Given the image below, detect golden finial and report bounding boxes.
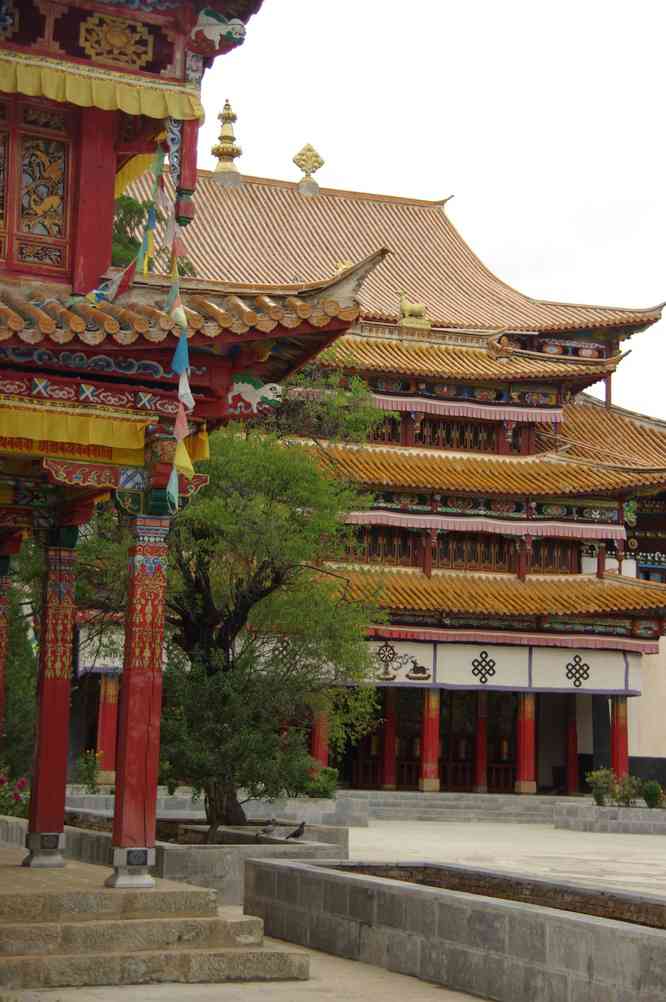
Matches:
[399,291,431,331]
[211,99,242,188]
[293,143,324,196]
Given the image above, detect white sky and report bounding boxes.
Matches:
[197,0,666,418]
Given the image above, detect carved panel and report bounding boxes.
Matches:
[19,135,67,238]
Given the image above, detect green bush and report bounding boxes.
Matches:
[642,780,663,809]
[304,766,338,799]
[614,774,643,808]
[585,768,616,806]
[75,749,102,794]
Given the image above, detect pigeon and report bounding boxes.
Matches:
[285,821,305,840]
[260,819,278,836]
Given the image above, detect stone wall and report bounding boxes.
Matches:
[554,802,666,835]
[0,816,347,905]
[244,858,666,1001]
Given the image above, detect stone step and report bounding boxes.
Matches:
[0,885,218,925]
[0,910,263,957]
[0,945,309,990]
[370,810,551,823]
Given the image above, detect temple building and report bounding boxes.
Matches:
[0,2,384,885]
[127,133,666,795]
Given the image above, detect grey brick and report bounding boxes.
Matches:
[467,907,507,953]
[508,911,547,963]
[349,885,376,924]
[404,893,437,938]
[276,869,299,905]
[299,872,324,913]
[437,899,470,944]
[385,929,421,978]
[255,866,276,900]
[503,959,569,1002]
[376,890,405,929]
[310,913,359,960]
[358,924,388,967]
[547,919,594,977]
[446,944,505,999]
[419,937,447,985]
[589,927,641,991]
[570,977,618,1002]
[323,879,349,917]
[262,902,286,940]
[639,937,666,993]
[282,904,310,947]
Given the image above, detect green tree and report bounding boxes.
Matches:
[3,587,38,778]
[111,194,197,276]
[74,420,384,835]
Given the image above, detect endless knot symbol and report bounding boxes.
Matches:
[566,654,590,688]
[471,650,496,685]
[377,642,397,665]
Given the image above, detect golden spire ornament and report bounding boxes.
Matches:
[211,99,242,188]
[293,143,324,196]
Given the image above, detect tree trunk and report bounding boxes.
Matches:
[204,779,247,842]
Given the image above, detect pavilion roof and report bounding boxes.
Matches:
[0,253,384,383]
[308,441,666,496]
[343,567,666,617]
[546,397,666,469]
[324,333,617,383]
[129,172,663,336]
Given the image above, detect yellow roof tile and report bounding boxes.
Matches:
[551,398,666,469]
[344,567,666,617]
[313,442,666,496]
[326,334,615,382]
[129,172,662,335]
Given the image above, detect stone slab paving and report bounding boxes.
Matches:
[0,944,473,1002]
[351,819,666,899]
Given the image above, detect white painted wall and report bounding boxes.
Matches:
[629,638,666,759]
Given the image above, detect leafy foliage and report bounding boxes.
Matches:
[0,771,29,817]
[2,587,38,779]
[585,767,616,806]
[75,749,102,794]
[642,779,663,809]
[111,194,196,276]
[613,774,643,808]
[303,766,338,799]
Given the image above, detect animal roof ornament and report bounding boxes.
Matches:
[399,291,431,331]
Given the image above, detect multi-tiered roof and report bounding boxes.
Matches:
[130,168,666,651]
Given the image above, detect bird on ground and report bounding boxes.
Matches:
[260,819,279,836]
[285,821,305,840]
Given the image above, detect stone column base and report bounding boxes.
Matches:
[473,784,488,794]
[418,778,440,792]
[514,780,537,795]
[382,784,397,791]
[98,770,116,785]
[22,832,66,868]
[105,847,156,889]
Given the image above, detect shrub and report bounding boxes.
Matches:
[614,774,643,808]
[0,771,29,817]
[642,780,663,809]
[585,768,616,806]
[75,749,102,794]
[304,766,338,799]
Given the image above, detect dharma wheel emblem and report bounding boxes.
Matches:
[566,654,590,688]
[375,641,398,681]
[471,650,496,685]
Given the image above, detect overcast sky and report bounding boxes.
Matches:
[197,0,665,419]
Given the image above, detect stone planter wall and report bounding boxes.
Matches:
[554,802,666,835]
[245,858,666,1002]
[0,816,347,905]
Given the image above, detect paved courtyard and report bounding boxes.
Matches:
[351,819,666,898]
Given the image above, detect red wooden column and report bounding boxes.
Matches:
[419,688,440,792]
[72,108,117,294]
[611,695,629,779]
[96,675,120,779]
[310,712,329,769]
[24,534,78,867]
[107,516,169,888]
[474,691,488,793]
[382,689,398,790]
[566,694,579,794]
[515,692,537,794]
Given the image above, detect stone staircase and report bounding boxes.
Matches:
[0,880,308,990]
[337,790,574,824]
